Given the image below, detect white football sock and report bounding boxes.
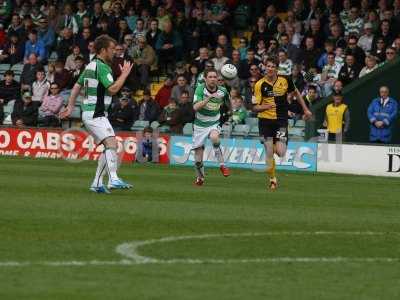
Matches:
[104,148,119,182]
[92,152,106,187]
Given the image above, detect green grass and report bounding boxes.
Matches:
[0,156,400,299]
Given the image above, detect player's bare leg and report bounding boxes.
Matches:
[264,137,277,190]
[210,130,230,177]
[194,146,205,185]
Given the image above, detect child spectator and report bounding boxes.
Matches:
[228,96,248,125]
[136,126,159,163]
[158,98,180,133]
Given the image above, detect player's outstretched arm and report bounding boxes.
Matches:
[59,83,82,119]
[193,97,211,111]
[294,89,312,120]
[107,60,133,95]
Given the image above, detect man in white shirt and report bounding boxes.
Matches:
[357,22,374,53]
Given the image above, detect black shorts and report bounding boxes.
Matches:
[258,118,288,145]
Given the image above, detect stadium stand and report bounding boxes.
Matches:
[0,0,399,143]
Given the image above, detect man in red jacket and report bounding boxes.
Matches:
[155,74,174,109]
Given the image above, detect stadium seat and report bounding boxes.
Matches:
[294,119,306,127]
[288,119,294,128]
[150,121,160,129]
[232,124,250,136]
[158,125,170,133]
[221,123,232,136]
[49,52,58,61]
[131,120,150,131]
[245,117,258,128]
[0,64,10,73]
[10,63,23,74]
[288,127,305,137]
[3,114,12,125]
[249,125,259,137]
[182,123,193,135]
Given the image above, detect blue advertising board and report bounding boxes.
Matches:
[169,136,317,171]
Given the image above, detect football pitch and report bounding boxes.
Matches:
[1,156,400,299]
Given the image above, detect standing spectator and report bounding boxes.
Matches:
[302,36,321,71]
[56,3,79,35]
[24,29,47,64]
[241,77,257,110]
[216,34,233,58]
[155,74,174,108]
[264,5,281,35]
[304,18,325,49]
[338,54,361,86]
[279,33,302,64]
[38,82,63,127]
[37,17,55,55]
[11,91,38,127]
[21,53,43,90]
[146,19,161,50]
[86,41,96,62]
[116,19,132,44]
[357,22,374,53]
[320,53,343,96]
[56,27,74,63]
[31,69,50,105]
[184,9,210,57]
[76,28,92,59]
[53,60,71,91]
[367,86,398,143]
[65,45,82,71]
[74,0,89,31]
[138,89,161,123]
[0,33,24,64]
[303,84,320,108]
[131,36,156,89]
[0,70,20,124]
[108,97,136,131]
[278,50,293,76]
[205,0,230,42]
[211,46,229,72]
[324,92,350,142]
[194,47,209,72]
[155,20,183,72]
[171,75,194,102]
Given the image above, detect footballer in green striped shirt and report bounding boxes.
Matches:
[192,68,230,186]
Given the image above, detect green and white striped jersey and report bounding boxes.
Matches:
[345,18,363,36]
[278,59,293,76]
[193,83,229,127]
[196,72,205,88]
[77,58,114,120]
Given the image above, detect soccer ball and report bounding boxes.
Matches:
[221,64,238,80]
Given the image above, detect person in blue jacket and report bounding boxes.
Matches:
[367,86,398,143]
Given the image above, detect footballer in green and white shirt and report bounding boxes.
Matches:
[60,35,133,193]
[192,68,230,186]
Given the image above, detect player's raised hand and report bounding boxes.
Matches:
[119,60,133,76]
[59,106,73,119]
[303,109,313,120]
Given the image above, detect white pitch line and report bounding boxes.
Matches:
[115,231,400,264]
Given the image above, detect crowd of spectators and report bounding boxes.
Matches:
[0,0,399,138]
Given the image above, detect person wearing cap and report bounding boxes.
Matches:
[108,96,137,131]
[0,70,20,124]
[11,91,38,127]
[130,35,156,90]
[323,92,350,142]
[37,17,55,54]
[357,22,374,53]
[138,88,161,123]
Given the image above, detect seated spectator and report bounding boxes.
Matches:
[359,55,378,77]
[0,70,20,124]
[291,64,305,93]
[109,96,136,131]
[338,54,361,86]
[68,56,86,88]
[216,34,233,58]
[188,64,199,89]
[54,60,71,91]
[238,37,249,60]
[171,75,194,102]
[32,68,50,106]
[7,14,25,40]
[76,27,92,58]
[237,49,260,81]
[155,74,174,108]
[56,27,74,63]
[317,39,336,70]
[131,36,156,89]
[38,82,63,127]
[56,3,79,35]
[304,18,325,50]
[367,86,398,144]
[303,85,320,108]
[194,47,210,72]
[133,18,147,42]
[278,50,293,76]
[228,95,247,125]
[357,22,374,53]
[373,20,394,49]
[241,77,257,110]
[345,35,366,67]
[158,99,180,133]
[46,62,55,83]
[177,90,194,127]
[323,92,350,142]
[86,41,96,62]
[0,33,24,64]
[371,37,387,63]
[255,39,267,62]
[279,33,302,64]
[183,9,210,57]
[24,29,47,64]
[264,4,281,35]
[344,7,364,38]
[116,19,132,44]
[302,36,321,71]
[155,20,183,72]
[250,16,271,49]
[379,46,397,67]
[138,89,161,122]
[21,53,43,90]
[205,0,230,41]
[65,45,82,71]
[11,91,38,127]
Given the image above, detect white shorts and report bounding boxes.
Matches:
[83,116,115,144]
[192,124,221,149]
